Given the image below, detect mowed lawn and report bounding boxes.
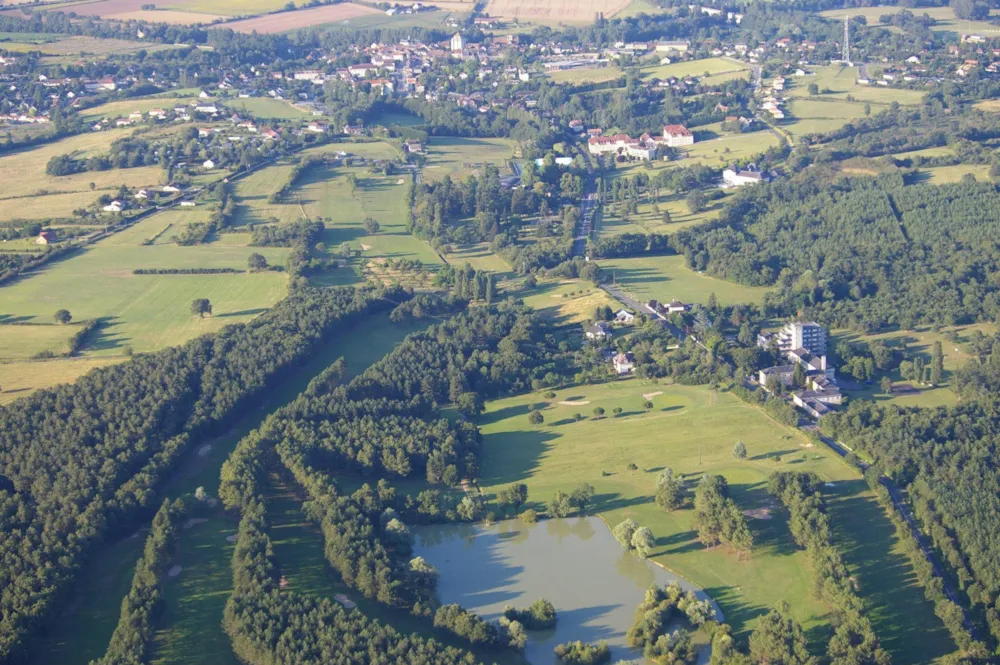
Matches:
[597,254,771,306]
[421,136,515,182]
[0,212,290,355]
[476,381,952,660]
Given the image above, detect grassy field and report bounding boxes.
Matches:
[783,66,926,107]
[226,97,311,119]
[422,136,515,182]
[599,158,733,234]
[915,163,992,184]
[0,209,290,355]
[518,279,620,327]
[640,56,748,81]
[597,254,771,307]
[0,34,181,56]
[374,110,423,127]
[0,322,81,358]
[444,241,513,276]
[547,65,622,85]
[25,311,432,665]
[79,97,194,122]
[783,98,870,139]
[474,381,951,660]
[233,142,439,271]
[820,5,1000,36]
[891,146,955,160]
[678,125,781,167]
[0,125,177,219]
[0,356,121,404]
[830,323,994,409]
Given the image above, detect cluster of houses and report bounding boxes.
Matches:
[757,321,843,419]
[583,315,639,375]
[584,124,695,161]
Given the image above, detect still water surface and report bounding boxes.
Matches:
[413,517,723,665]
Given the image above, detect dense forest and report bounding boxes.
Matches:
[216,300,566,662]
[823,399,1000,650]
[0,285,405,662]
[672,172,1000,331]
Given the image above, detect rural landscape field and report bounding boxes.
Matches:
[1,3,999,665]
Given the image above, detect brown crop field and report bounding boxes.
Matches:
[3,0,225,22]
[223,2,381,32]
[484,0,632,23]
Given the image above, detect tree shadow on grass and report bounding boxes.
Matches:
[826,479,956,663]
[480,429,558,486]
[749,449,798,462]
[83,317,127,353]
[703,584,769,637]
[479,402,533,425]
[216,307,268,318]
[729,481,801,558]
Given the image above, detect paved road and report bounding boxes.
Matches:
[572,191,598,257]
[599,283,695,346]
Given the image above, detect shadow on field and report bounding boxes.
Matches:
[826,479,956,662]
[480,402,533,425]
[480,429,558,486]
[592,491,652,513]
[704,584,769,636]
[730,481,801,558]
[607,266,668,289]
[85,317,127,353]
[216,307,268,318]
[750,449,797,461]
[0,314,34,324]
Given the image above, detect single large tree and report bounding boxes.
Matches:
[363,217,380,234]
[191,298,212,318]
[247,252,268,271]
[54,309,72,325]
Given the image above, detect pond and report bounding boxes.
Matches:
[413,517,724,665]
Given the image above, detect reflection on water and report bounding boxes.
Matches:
[413,517,722,665]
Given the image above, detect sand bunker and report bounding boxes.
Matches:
[743,508,773,520]
[197,444,212,456]
[642,391,663,400]
[360,243,372,251]
[226,534,238,543]
[559,400,590,406]
[798,442,815,448]
[167,565,182,577]
[183,518,208,529]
